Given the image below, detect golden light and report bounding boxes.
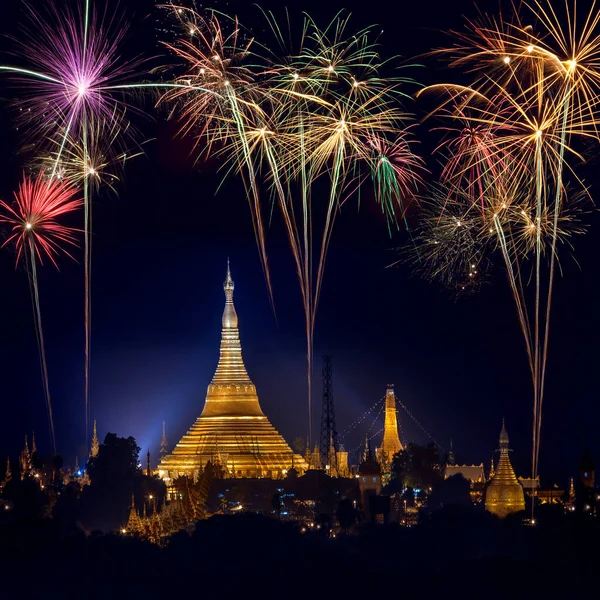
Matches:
[503,56,510,64]
[328,64,334,72]
[293,72,299,80]
[199,68,205,75]
[535,129,542,138]
[565,59,577,72]
[526,45,534,53]
[121,528,127,534]
[213,55,220,61]
[353,80,359,87]
[88,167,96,176]
[149,494,153,500]
[25,222,32,230]
[224,80,230,86]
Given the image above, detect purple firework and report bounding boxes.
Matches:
[5,0,140,146]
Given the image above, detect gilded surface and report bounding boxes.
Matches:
[485,421,525,518]
[158,265,307,479]
[379,387,403,463]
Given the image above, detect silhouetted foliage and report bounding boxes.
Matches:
[2,476,49,520]
[336,498,357,532]
[425,473,472,513]
[391,442,443,490]
[87,433,141,487]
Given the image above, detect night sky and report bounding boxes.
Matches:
[0,0,597,485]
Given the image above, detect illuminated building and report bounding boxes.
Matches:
[336,444,349,478]
[158,264,308,481]
[376,386,403,468]
[484,420,525,518]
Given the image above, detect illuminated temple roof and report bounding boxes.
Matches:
[158,263,308,480]
[484,420,525,518]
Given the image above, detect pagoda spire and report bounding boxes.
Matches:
[200,262,265,418]
[380,386,403,464]
[160,421,168,456]
[90,420,99,458]
[5,457,11,482]
[31,431,36,455]
[146,450,152,477]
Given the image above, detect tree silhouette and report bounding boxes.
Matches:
[336,498,357,533]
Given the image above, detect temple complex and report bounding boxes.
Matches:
[485,420,525,518]
[158,263,307,482]
[376,386,403,468]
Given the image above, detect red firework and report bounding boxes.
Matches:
[0,172,81,268]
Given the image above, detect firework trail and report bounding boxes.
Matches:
[157,5,424,444]
[0,173,82,455]
[0,0,148,447]
[416,0,600,502]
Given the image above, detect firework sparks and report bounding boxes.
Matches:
[416,0,600,498]
[0,173,82,455]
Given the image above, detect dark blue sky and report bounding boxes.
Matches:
[0,0,598,485]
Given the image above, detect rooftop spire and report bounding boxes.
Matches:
[31,431,36,455]
[90,420,99,458]
[160,421,168,455]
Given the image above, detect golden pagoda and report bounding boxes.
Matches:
[485,420,525,518]
[377,385,403,466]
[158,262,307,481]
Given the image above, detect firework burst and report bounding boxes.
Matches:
[0,173,82,455]
[416,0,600,499]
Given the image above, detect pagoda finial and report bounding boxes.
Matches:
[31,431,36,455]
[90,420,99,458]
[146,450,152,477]
[5,457,11,482]
[224,259,234,297]
[499,418,509,449]
[222,260,238,329]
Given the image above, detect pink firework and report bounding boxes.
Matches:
[0,172,81,268]
[6,1,139,143]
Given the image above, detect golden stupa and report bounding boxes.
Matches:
[485,420,525,518]
[158,263,307,481]
[377,385,403,465]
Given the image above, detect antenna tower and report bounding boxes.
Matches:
[319,355,338,471]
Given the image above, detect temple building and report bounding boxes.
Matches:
[485,420,525,518]
[158,263,308,482]
[376,386,403,468]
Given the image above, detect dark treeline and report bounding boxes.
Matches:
[1,506,599,598]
